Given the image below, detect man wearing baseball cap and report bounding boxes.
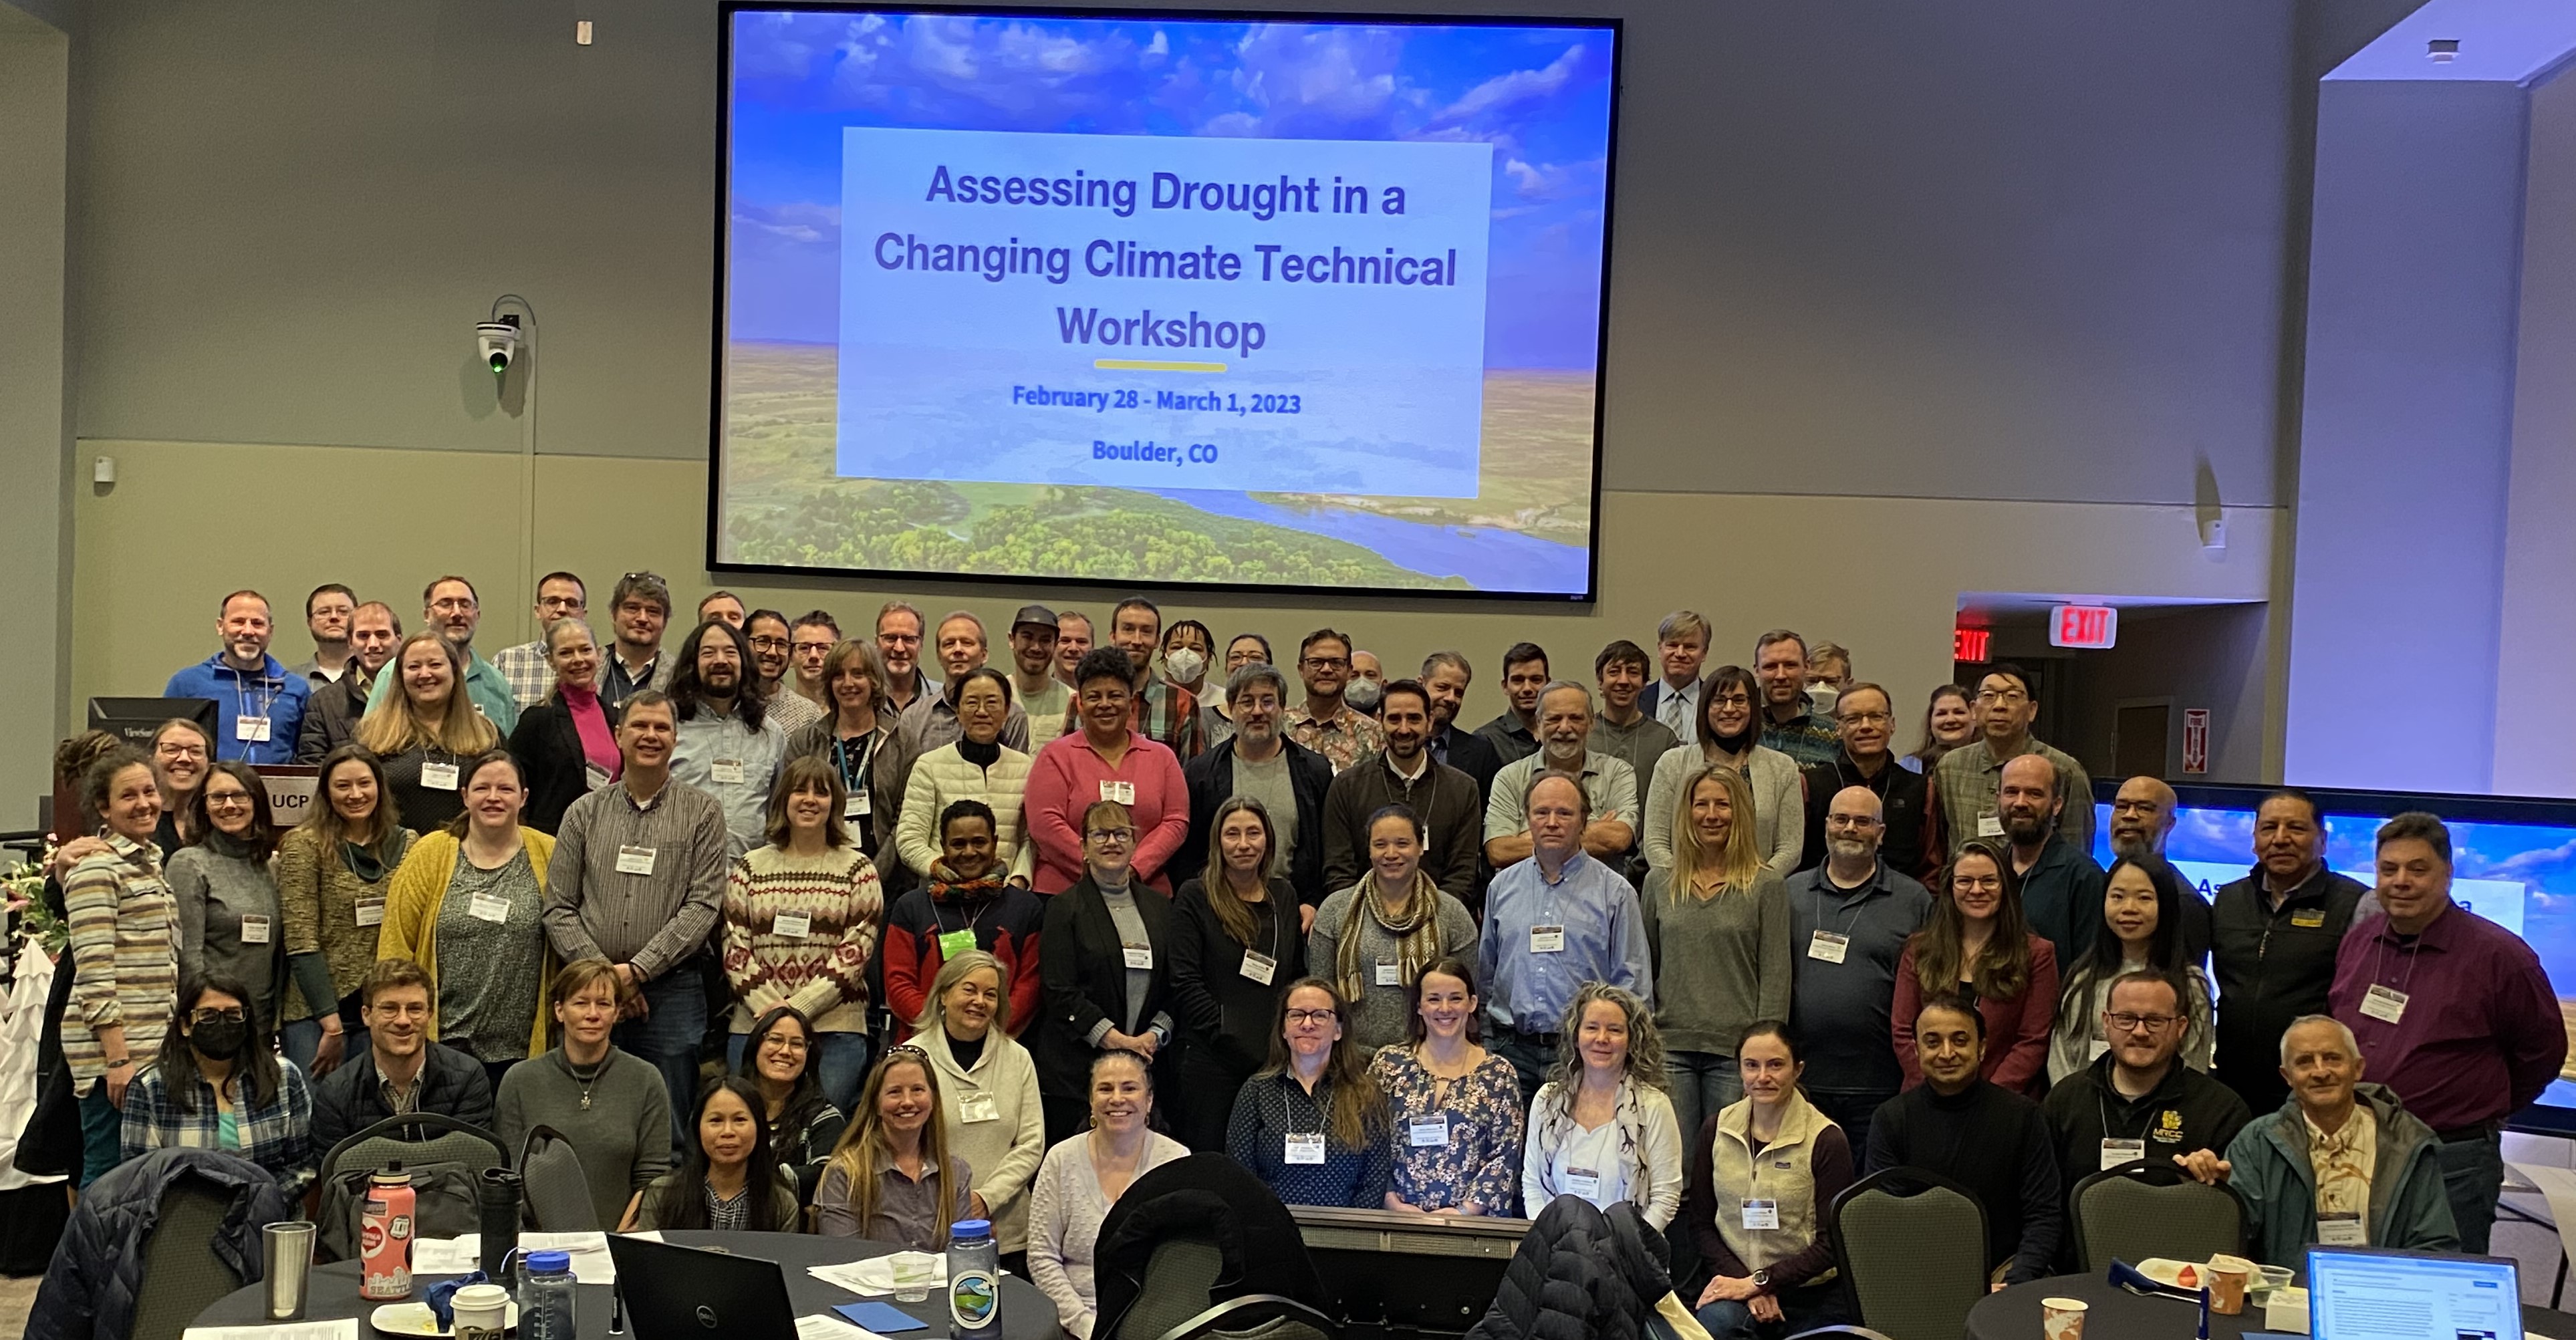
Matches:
[1009,604,1073,749]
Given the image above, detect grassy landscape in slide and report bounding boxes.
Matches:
[718,341,1595,589]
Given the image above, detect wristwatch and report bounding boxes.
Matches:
[1751,1269,1772,1289]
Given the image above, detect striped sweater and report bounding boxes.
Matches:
[63,834,180,1089]
[721,843,885,1033]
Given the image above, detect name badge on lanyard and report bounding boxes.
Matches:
[1122,943,1154,970]
[354,897,386,927]
[1376,960,1402,986]
[469,894,512,924]
[1529,926,1565,954]
[1241,950,1277,986]
[1976,813,2005,838]
[1285,1133,1325,1165]
[772,912,811,939]
[2100,1138,2146,1172]
[845,791,870,818]
[1409,1117,1449,1148]
[421,759,461,790]
[239,914,272,944]
[711,759,747,785]
[1561,1167,1601,1200]
[616,845,657,876]
[1807,930,1849,964]
[938,928,978,960]
[1100,779,1136,805]
[2361,983,2408,1024]
[959,1091,1001,1124]
[236,716,272,743]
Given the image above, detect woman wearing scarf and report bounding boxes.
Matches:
[1306,804,1476,1053]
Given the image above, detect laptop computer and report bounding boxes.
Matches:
[2308,1246,2525,1340]
[605,1234,801,1340]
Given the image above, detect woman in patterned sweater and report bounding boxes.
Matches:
[725,754,885,1115]
[61,747,181,1186]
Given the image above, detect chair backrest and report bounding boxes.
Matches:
[319,1110,511,1187]
[517,1124,600,1232]
[1152,1294,1340,1340]
[314,1112,513,1260]
[1118,1238,1227,1340]
[128,1172,251,1340]
[2069,1161,2245,1271]
[1829,1168,1990,1340]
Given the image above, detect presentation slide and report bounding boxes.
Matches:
[715,7,1619,596]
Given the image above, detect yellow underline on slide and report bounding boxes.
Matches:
[1093,358,1227,373]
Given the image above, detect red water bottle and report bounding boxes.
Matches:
[360,1165,416,1300]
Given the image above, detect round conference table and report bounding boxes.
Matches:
[191,1230,1063,1339]
[1964,1272,2576,1340]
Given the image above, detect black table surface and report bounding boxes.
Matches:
[1966,1272,2576,1340]
[192,1230,1062,1339]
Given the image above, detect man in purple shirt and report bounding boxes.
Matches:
[2330,811,2567,1254]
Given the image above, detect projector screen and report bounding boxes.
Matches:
[711,5,1620,599]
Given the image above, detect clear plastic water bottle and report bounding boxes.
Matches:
[946,1218,1001,1340]
[517,1249,578,1340]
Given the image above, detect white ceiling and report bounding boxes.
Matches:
[2329,0,2576,84]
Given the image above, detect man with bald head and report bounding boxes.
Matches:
[2107,774,2214,964]
[2000,753,2107,971]
[1785,785,1932,1153]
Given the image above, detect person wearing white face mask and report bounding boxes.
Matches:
[1370,957,1522,1216]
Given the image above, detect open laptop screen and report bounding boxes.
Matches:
[2309,1247,2523,1340]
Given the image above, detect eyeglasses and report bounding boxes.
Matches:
[1300,656,1349,670]
[2106,1013,2180,1033]
[190,1008,247,1025]
[1975,688,2029,704]
[154,743,207,761]
[1824,813,1882,829]
[429,597,479,614]
[1838,711,1892,726]
[1953,876,2003,892]
[1086,827,1136,843]
[749,636,791,652]
[203,791,255,809]
[1285,1009,1339,1025]
[759,1033,810,1053]
[1710,694,1753,709]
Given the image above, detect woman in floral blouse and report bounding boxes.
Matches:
[1368,956,1524,1216]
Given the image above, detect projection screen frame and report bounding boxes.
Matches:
[706,0,1622,604]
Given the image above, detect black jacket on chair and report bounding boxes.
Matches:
[1177,736,1334,902]
[25,1148,294,1340]
[1033,872,1177,1105]
[1466,1194,1676,1340]
[508,692,622,834]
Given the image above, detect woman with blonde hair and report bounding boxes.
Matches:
[787,639,895,861]
[1028,1050,1190,1338]
[1642,765,1791,1144]
[276,744,414,1077]
[915,950,1046,1270]
[1306,804,1475,1053]
[816,1045,975,1250]
[355,632,499,832]
[1522,982,1683,1228]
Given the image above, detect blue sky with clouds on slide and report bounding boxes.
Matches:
[725,9,1616,368]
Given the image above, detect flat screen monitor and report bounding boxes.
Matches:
[2091,780,2576,1129]
[2307,1246,2522,1340]
[711,4,1621,599]
[87,696,217,751]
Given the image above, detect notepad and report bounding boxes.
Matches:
[833,1301,929,1333]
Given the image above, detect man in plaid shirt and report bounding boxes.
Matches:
[491,571,592,708]
[1108,595,1202,761]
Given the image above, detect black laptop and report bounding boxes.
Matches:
[605,1234,801,1340]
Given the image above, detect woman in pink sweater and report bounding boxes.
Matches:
[1025,649,1190,894]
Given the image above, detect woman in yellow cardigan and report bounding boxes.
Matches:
[378,749,558,1093]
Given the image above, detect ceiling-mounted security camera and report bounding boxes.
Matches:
[477,316,521,377]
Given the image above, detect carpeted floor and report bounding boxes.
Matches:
[0,1272,40,1339]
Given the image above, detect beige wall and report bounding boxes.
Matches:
[74,438,2279,742]
[1,14,72,812]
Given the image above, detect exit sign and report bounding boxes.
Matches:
[2049,605,2119,649]
[1954,626,1991,662]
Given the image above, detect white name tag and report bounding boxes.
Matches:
[958,1091,1001,1124]
[1285,1133,1325,1165]
[1122,944,1154,970]
[773,912,811,939]
[1529,925,1565,954]
[2100,1138,2146,1172]
[469,893,511,924]
[1807,930,1849,964]
[1741,1198,1780,1230]
[583,763,612,793]
[1409,1117,1449,1148]
[844,791,870,818]
[1240,951,1277,986]
[2318,1213,2367,1246]
[239,914,272,944]
[616,845,657,876]
[1976,813,2004,837]
[1562,1168,1601,1200]
[711,759,747,785]
[354,897,386,927]
[421,760,461,791]
[236,716,272,743]
[2361,983,2408,1024]
[1376,960,1402,987]
[1099,779,1136,804]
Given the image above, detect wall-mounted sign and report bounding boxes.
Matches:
[1954,626,1991,663]
[2050,605,2119,650]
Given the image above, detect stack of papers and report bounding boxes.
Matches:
[807,1252,946,1296]
[181,1323,361,1340]
[796,1317,885,1340]
[409,1231,618,1283]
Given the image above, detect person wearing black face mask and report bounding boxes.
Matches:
[118,972,319,1194]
